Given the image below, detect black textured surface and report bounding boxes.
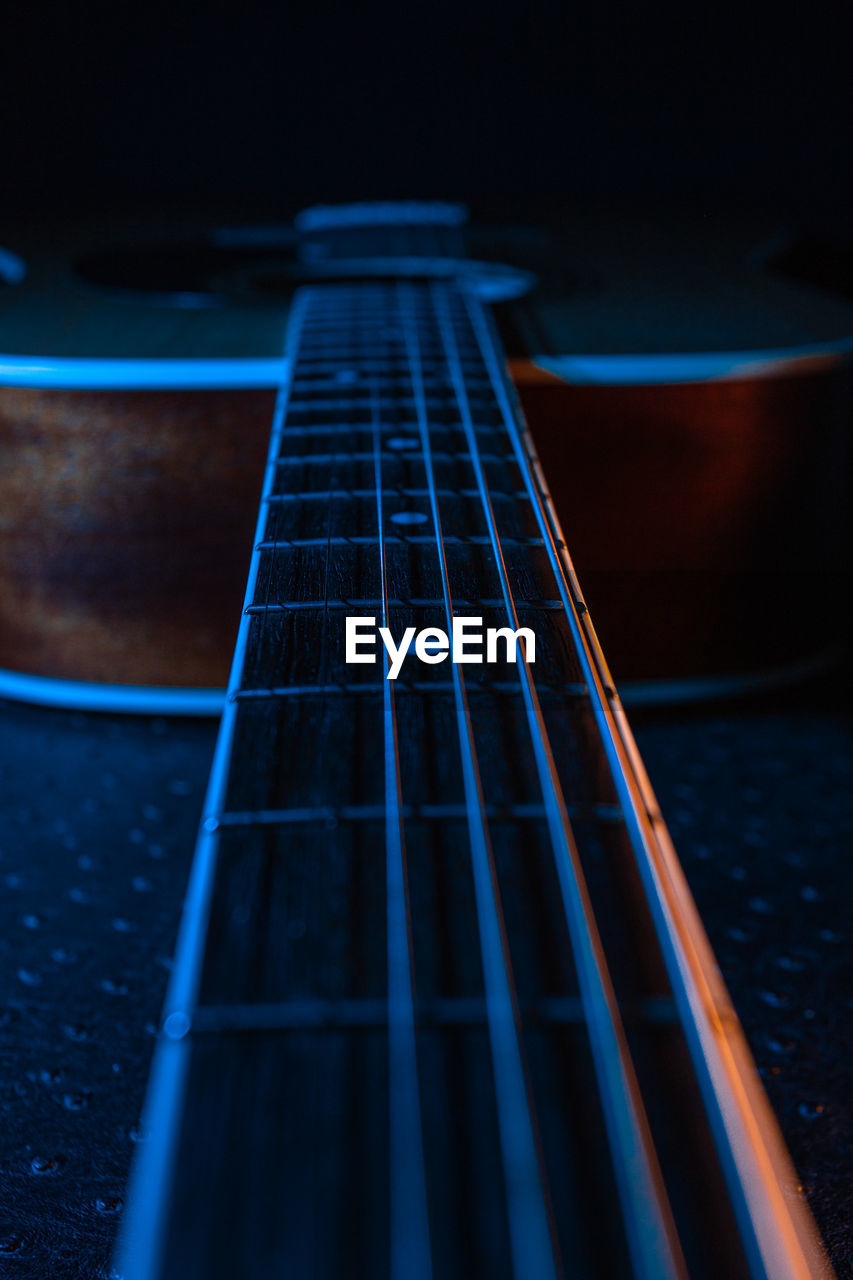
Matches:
[0,707,216,1278]
[632,686,853,1278]
[1,679,851,1277]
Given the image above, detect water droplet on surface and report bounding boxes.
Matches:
[748,897,773,915]
[21,914,40,929]
[95,1196,123,1215]
[0,1231,26,1254]
[51,947,77,964]
[797,1102,825,1120]
[112,918,134,933]
[765,1036,797,1056]
[142,804,162,822]
[30,1154,62,1175]
[132,876,153,893]
[77,854,95,871]
[62,1091,89,1112]
[800,885,820,903]
[727,927,752,943]
[148,842,166,859]
[169,779,193,796]
[202,816,219,833]
[17,969,42,986]
[100,979,129,995]
[129,1126,148,1144]
[63,1023,92,1042]
[760,990,789,1008]
[68,887,90,904]
[128,828,145,845]
[390,510,428,525]
[776,954,806,972]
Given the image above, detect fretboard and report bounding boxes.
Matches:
[119,277,825,1280]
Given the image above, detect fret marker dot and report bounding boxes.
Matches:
[390,511,428,526]
[387,436,419,451]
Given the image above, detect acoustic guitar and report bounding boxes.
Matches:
[0,201,850,711]
[0,202,840,1277]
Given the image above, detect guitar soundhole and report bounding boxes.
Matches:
[767,235,853,301]
[73,242,298,304]
[72,234,535,305]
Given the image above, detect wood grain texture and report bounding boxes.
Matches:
[0,387,274,684]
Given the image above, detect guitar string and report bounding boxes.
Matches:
[115,292,312,1280]
[459,289,810,1279]
[430,281,687,1280]
[396,279,560,1280]
[371,356,435,1280]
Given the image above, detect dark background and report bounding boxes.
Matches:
[2,4,852,1277]
[3,0,852,222]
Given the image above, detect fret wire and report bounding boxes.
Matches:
[397,280,559,1280]
[231,680,589,700]
[432,284,686,1280]
[265,486,530,501]
[273,449,508,465]
[208,800,624,828]
[244,599,566,613]
[270,422,502,439]
[255,534,545,551]
[290,376,494,393]
[286,396,459,414]
[371,368,434,1280]
[186,995,680,1035]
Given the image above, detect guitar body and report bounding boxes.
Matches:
[1,203,836,1278]
[1,206,850,695]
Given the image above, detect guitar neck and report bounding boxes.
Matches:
[118,255,828,1278]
